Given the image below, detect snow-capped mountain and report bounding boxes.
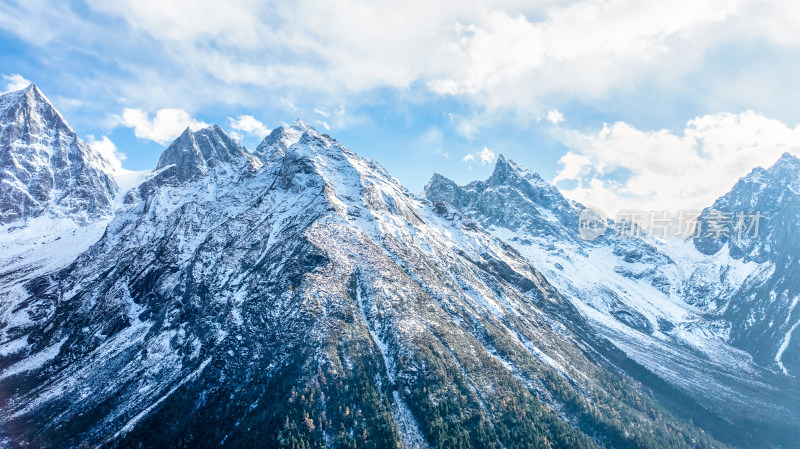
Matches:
[425,154,800,446]
[693,153,800,376]
[153,124,262,184]
[1,112,727,448]
[0,84,796,448]
[426,156,580,243]
[0,85,125,312]
[0,85,117,225]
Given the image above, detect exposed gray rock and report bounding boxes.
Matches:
[0,85,117,225]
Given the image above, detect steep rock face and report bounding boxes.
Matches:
[425,156,800,447]
[154,124,262,184]
[424,158,697,345]
[0,85,125,326]
[425,155,580,242]
[694,153,800,262]
[0,125,725,449]
[0,85,117,225]
[693,153,800,375]
[253,120,307,166]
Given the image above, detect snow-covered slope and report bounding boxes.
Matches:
[0,122,728,448]
[0,84,794,448]
[0,85,151,342]
[693,153,800,376]
[425,155,800,441]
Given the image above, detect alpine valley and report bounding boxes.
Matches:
[0,85,798,449]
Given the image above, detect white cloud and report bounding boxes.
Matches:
[280,97,298,113]
[86,135,126,171]
[4,1,800,128]
[552,151,590,184]
[461,147,496,166]
[426,1,745,117]
[313,107,330,118]
[114,108,208,145]
[436,148,450,159]
[0,1,90,47]
[31,0,790,112]
[228,114,269,138]
[553,111,800,212]
[2,73,31,93]
[546,109,564,125]
[316,120,330,130]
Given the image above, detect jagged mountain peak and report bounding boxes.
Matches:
[688,150,800,379]
[490,153,518,177]
[253,120,313,162]
[291,118,313,129]
[0,83,73,135]
[294,124,342,152]
[702,151,800,218]
[274,125,415,218]
[172,125,195,143]
[484,155,581,220]
[1,98,793,447]
[0,85,30,114]
[263,122,360,175]
[147,118,403,227]
[732,152,800,190]
[424,157,581,243]
[489,154,546,185]
[776,151,800,165]
[766,151,800,188]
[0,83,117,225]
[423,172,462,206]
[694,150,800,260]
[0,83,39,107]
[428,171,448,181]
[424,172,455,190]
[155,124,260,183]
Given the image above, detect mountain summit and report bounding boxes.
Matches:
[0,84,117,225]
[425,155,581,241]
[426,154,800,447]
[154,124,261,183]
[691,152,800,377]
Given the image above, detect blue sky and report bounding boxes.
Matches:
[3,0,800,212]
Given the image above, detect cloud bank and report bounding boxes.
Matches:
[4,0,799,117]
[4,1,800,209]
[554,111,800,211]
[228,115,269,139]
[115,108,208,145]
[86,135,126,171]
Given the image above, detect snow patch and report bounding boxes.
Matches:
[0,338,66,380]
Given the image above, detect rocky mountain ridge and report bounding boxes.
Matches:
[0,84,796,448]
[0,85,117,225]
[426,150,800,446]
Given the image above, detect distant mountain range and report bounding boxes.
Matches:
[0,84,798,448]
